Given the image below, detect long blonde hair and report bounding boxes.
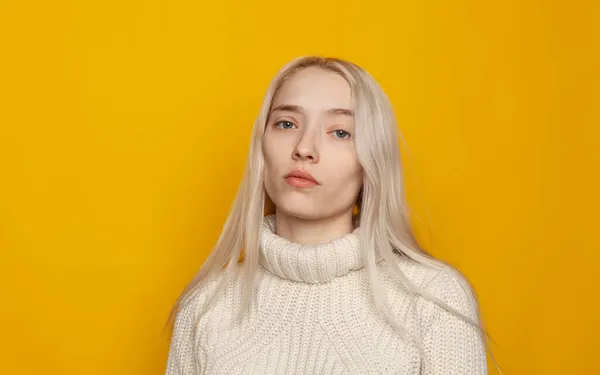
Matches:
[163,56,502,374]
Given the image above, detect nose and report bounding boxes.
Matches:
[292,129,319,162]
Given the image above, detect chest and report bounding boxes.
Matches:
[194,280,422,374]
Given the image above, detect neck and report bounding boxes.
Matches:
[259,213,372,283]
[274,210,356,245]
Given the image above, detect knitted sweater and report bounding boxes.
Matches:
[165,215,488,374]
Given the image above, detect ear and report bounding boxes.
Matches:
[352,185,363,220]
[264,190,276,215]
[356,185,364,205]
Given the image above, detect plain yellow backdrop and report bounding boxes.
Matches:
[1,1,598,374]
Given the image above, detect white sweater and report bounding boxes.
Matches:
[165,215,488,374]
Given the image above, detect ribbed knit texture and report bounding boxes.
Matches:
[165,214,488,374]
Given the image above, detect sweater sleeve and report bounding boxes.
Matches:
[164,291,205,375]
[420,270,488,375]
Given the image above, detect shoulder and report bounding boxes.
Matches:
[176,270,230,322]
[399,259,488,374]
[167,268,243,374]
[382,253,480,320]
[177,264,258,324]
[424,267,479,320]
[381,252,445,292]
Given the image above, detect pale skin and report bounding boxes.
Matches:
[262,67,364,245]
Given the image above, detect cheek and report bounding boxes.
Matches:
[344,164,363,187]
[262,136,286,183]
[321,165,362,213]
[326,154,363,189]
[263,132,287,161]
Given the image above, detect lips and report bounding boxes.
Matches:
[285,169,318,183]
[285,169,320,188]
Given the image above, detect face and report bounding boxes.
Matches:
[262,67,363,220]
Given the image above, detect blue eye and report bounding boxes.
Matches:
[332,130,351,139]
[276,120,296,129]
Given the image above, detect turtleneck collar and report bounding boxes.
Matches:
[259,214,372,283]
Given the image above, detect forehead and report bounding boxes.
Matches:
[273,67,352,110]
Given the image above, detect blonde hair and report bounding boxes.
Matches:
[162,56,502,373]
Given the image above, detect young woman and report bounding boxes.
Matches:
[164,56,500,374]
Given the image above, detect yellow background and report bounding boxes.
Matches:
[1,1,598,374]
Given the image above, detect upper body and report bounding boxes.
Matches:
[164,56,491,374]
[165,214,488,375]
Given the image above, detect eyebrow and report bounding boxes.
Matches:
[270,104,354,117]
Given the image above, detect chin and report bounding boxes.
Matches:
[273,200,322,220]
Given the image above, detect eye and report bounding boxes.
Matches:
[331,129,351,139]
[275,120,296,129]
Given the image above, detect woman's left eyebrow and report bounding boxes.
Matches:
[325,108,354,117]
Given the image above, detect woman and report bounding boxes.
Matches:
[164,56,500,374]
